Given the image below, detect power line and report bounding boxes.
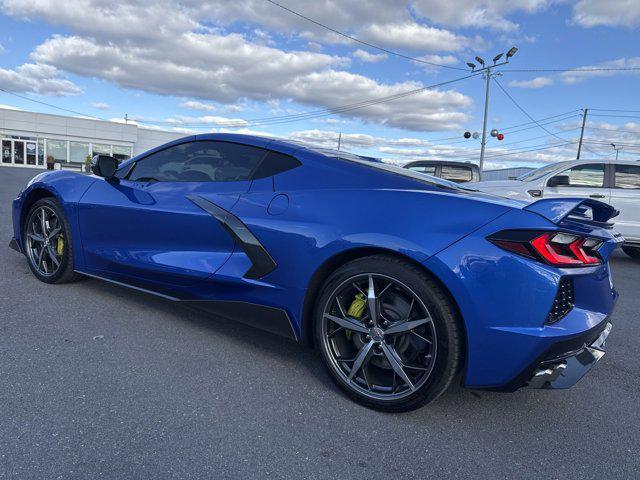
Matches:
[500,109,581,131]
[590,113,640,120]
[136,73,481,128]
[502,67,640,73]
[492,78,606,158]
[0,87,102,120]
[590,108,640,113]
[1,73,480,130]
[263,0,467,71]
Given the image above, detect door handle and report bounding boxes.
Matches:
[589,194,605,199]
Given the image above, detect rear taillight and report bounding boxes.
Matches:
[488,230,603,267]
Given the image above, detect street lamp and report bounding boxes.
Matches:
[611,143,622,160]
[467,46,518,179]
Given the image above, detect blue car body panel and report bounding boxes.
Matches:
[11,133,621,389]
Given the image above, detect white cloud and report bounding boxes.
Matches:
[572,0,640,28]
[0,103,21,110]
[412,0,552,32]
[508,76,554,88]
[360,22,472,52]
[353,49,388,63]
[413,54,459,68]
[165,115,249,127]
[289,129,379,148]
[560,57,640,84]
[0,62,81,96]
[180,100,215,111]
[90,101,110,110]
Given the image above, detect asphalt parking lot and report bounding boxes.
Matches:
[1,167,638,479]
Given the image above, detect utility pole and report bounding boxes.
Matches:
[466,47,518,179]
[576,108,588,159]
[479,68,491,176]
[337,132,342,151]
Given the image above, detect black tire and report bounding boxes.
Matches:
[622,246,640,259]
[23,198,83,284]
[314,255,463,412]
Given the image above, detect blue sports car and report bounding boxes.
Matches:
[10,134,621,411]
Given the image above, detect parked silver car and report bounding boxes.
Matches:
[469,159,640,259]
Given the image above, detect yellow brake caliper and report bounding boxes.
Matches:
[346,292,367,340]
[56,236,64,256]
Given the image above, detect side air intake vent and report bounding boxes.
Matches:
[547,277,574,324]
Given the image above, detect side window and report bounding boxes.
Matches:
[251,151,301,179]
[555,164,605,188]
[128,141,266,182]
[408,165,437,176]
[614,164,640,189]
[441,165,473,183]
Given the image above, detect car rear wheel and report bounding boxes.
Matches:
[24,198,82,284]
[622,246,640,259]
[314,255,463,412]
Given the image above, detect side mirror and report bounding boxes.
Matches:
[547,175,570,187]
[91,155,119,178]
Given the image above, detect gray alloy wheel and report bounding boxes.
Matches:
[315,255,462,412]
[321,273,438,400]
[26,204,64,277]
[24,198,82,284]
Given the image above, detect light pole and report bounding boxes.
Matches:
[611,143,622,160]
[466,47,518,179]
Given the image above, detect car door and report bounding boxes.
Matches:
[543,163,610,202]
[609,163,640,242]
[78,139,267,290]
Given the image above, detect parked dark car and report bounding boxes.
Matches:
[404,160,480,183]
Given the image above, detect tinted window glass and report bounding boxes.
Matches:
[557,164,605,187]
[128,141,266,182]
[614,164,640,189]
[408,165,437,176]
[251,151,301,179]
[441,165,473,182]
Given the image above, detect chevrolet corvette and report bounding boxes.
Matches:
[10,134,621,411]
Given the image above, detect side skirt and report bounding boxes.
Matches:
[75,270,299,341]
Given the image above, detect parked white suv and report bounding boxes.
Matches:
[469,159,640,259]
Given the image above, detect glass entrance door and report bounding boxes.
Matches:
[14,141,25,165]
[26,142,37,165]
[2,140,11,164]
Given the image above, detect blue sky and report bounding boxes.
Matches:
[0,0,639,169]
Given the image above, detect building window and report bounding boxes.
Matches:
[69,141,90,164]
[112,145,132,162]
[45,139,67,163]
[92,143,111,157]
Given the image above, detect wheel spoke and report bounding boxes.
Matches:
[47,246,60,268]
[48,226,62,239]
[380,342,415,392]
[348,340,374,381]
[367,275,378,326]
[384,317,432,335]
[28,233,45,243]
[40,208,48,235]
[324,313,369,334]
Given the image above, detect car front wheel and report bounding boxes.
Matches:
[23,198,82,284]
[314,255,463,412]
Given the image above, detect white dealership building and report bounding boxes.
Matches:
[0,106,184,170]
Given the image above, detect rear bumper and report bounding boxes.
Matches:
[487,319,612,391]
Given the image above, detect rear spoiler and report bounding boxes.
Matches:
[524,198,619,229]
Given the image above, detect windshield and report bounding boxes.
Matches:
[517,161,570,181]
